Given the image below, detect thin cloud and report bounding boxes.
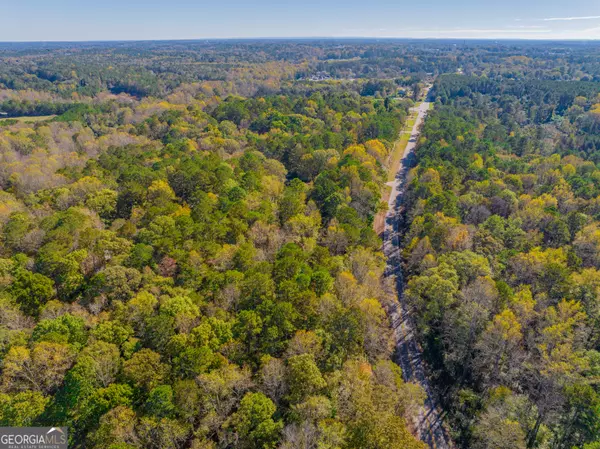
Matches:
[543,15,600,21]
[508,25,548,29]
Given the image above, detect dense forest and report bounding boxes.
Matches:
[0,40,426,449]
[1,39,600,449]
[403,72,600,448]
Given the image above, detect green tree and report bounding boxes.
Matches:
[122,349,168,392]
[10,269,55,316]
[286,354,326,403]
[145,385,175,418]
[223,392,282,449]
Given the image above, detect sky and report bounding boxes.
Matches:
[1,0,600,41]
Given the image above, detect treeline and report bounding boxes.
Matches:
[0,99,75,117]
[0,69,426,449]
[403,76,600,448]
[436,74,600,116]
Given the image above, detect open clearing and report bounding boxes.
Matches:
[0,115,56,123]
[373,101,426,235]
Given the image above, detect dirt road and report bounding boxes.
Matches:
[383,98,453,449]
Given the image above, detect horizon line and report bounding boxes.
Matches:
[1,36,600,44]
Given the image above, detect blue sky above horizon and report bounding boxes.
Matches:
[2,0,600,42]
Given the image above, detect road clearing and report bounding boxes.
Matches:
[382,92,454,449]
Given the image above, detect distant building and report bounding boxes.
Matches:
[309,72,332,81]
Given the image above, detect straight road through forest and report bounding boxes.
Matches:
[383,96,453,449]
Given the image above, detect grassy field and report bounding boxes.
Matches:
[0,115,56,123]
[373,102,422,235]
[385,104,421,182]
[387,132,411,182]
